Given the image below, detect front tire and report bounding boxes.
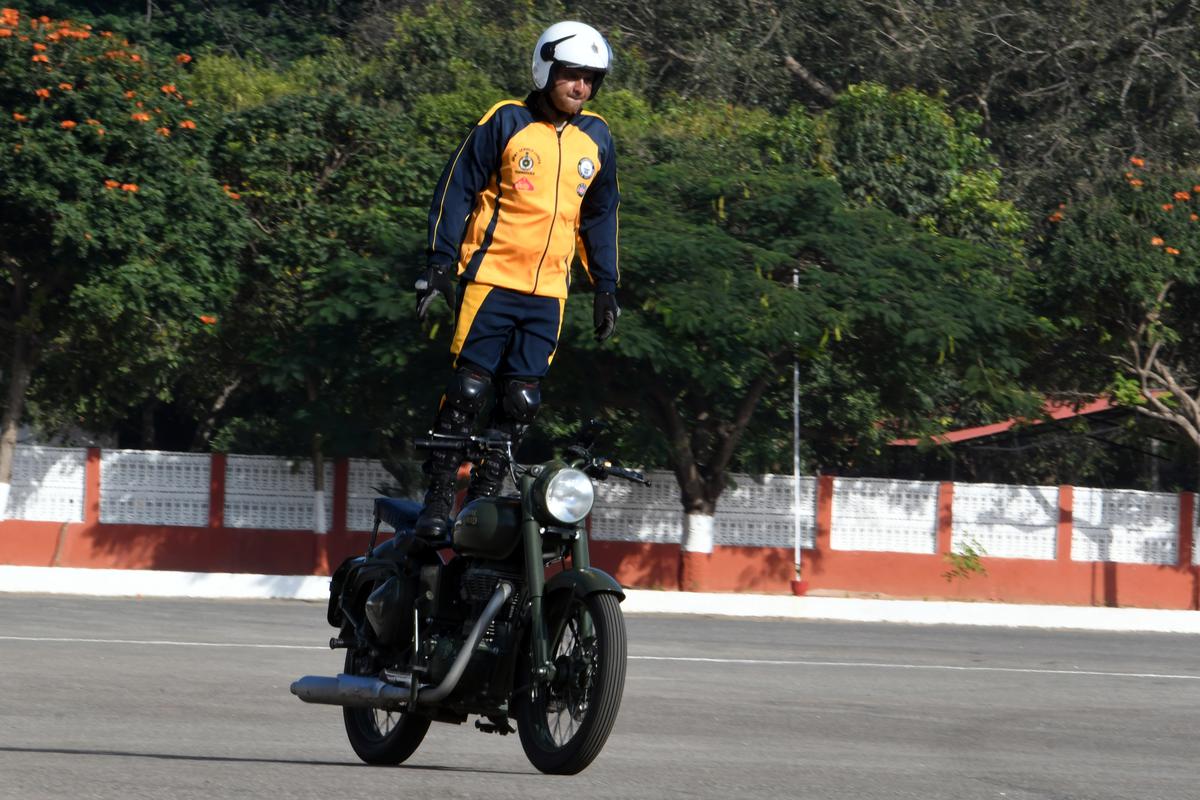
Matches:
[341,648,431,765]
[514,591,627,774]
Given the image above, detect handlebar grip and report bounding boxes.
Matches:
[413,437,466,452]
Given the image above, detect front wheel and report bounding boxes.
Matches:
[341,648,431,765]
[514,591,627,775]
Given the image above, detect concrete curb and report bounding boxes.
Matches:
[2,565,1198,634]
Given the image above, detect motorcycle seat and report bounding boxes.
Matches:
[374,497,422,533]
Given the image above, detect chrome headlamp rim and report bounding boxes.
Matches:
[532,464,595,526]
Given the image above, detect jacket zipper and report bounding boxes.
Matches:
[530,126,563,295]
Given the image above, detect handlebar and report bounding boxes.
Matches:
[414,432,649,486]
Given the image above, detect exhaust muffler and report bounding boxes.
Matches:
[291,581,513,709]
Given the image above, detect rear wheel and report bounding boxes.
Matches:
[341,648,431,765]
[514,591,626,774]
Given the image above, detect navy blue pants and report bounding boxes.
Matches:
[451,283,565,378]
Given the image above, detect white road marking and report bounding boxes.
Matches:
[3,635,1198,681]
[0,635,325,650]
[629,654,1200,680]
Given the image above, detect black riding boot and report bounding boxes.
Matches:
[415,454,459,539]
[465,438,511,502]
[415,365,492,538]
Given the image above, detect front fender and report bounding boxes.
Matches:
[544,567,625,602]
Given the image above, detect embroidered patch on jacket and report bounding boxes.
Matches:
[514,177,535,191]
[514,149,540,174]
[577,157,595,179]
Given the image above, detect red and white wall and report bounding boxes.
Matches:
[2,446,1198,610]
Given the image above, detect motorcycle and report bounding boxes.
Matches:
[290,423,648,774]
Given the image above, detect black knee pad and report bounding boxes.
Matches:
[444,365,492,415]
[501,378,541,424]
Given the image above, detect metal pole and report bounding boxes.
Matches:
[792,267,802,582]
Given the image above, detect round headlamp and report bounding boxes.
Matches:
[533,466,595,525]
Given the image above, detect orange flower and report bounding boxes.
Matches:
[96,128,105,136]
[1192,214,1199,222]
[155,126,170,136]
[104,179,119,189]
[0,28,11,38]
[1165,247,1181,255]
[100,30,112,38]
[60,119,77,129]
[1162,203,1174,211]
[1129,178,1144,187]
[1150,237,1164,246]
[31,54,49,63]
[35,88,50,99]
[1174,191,1191,201]
[1130,156,1145,167]
[129,53,140,62]
[178,119,196,129]
[85,118,100,125]
[226,192,241,200]
[58,82,72,91]
[12,112,26,121]
[198,314,217,325]
[130,112,151,122]
[124,90,136,98]
[32,42,46,51]
[160,84,176,94]
[176,53,192,64]
[135,101,143,108]
[1047,211,1064,223]
[120,183,138,192]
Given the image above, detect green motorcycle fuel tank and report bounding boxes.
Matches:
[451,497,523,559]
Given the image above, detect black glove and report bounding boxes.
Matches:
[593,291,620,342]
[415,264,456,324]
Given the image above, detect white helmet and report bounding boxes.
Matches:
[532,21,612,97]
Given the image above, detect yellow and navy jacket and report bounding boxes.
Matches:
[426,93,620,300]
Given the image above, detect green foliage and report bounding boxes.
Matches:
[942,539,988,582]
[204,90,436,455]
[828,83,1026,251]
[1,8,248,437]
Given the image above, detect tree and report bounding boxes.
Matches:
[0,9,246,513]
[554,161,1033,548]
[1037,156,1200,484]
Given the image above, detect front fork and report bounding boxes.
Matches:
[522,474,596,686]
[521,474,556,684]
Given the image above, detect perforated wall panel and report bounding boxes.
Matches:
[831,477,939,554]
[590,471,816,549]
[951,482,1058,560]
[99,450,210,527]
[1072,487,1177,564]
[223,455,333,531]
[6,445,87,522]
[346,459,417,532]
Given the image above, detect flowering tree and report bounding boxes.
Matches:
[1038,157,1200,478]
[0,8,245,513]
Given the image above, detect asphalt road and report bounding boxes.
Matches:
[1,594,1197,800]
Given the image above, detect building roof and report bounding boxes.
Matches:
[889,397,1118,447]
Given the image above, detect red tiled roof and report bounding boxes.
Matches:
[890,397,1117,446]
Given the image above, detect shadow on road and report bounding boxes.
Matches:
[0,745,531,775]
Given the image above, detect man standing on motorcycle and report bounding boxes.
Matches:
[413,21,621,538]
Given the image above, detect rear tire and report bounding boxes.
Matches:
[514,591,626,774]
[341,649,431,765]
